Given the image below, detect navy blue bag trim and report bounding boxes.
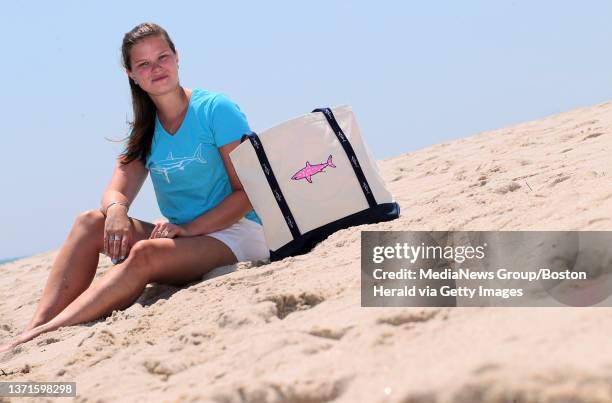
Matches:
[312,107,378,208]
[268,202,400,262]
[240,132,302,239]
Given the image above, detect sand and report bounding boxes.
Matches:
[0,100,611,402]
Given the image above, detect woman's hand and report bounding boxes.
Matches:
[103,204,131,264]
[149,222,189,239]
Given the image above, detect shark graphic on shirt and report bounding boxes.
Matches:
[291,155,336,183]
[150,143,207,184]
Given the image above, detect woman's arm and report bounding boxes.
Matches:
[181,140,253,236]
[101,157,148,215]
[100,157,148,262]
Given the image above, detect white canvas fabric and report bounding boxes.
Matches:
[229,105,397,255]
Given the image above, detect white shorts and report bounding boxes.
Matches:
[206,217,270,263]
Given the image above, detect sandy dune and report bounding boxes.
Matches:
[1,101,611,402]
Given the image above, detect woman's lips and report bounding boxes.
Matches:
[152,76,168,82]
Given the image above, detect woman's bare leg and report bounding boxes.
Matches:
[2,235,237,351]
[23,210,155,331]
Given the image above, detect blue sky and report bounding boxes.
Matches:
[1,1,612,259]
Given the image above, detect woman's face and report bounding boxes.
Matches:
[127,35,179,94]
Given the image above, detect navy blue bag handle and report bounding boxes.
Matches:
[312,107,377,208]
[240,132,301,239]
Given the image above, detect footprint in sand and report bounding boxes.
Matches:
[376,309,440,327]
[36,337,60,347]
[258,292,325,320]
[549,174,571,187]
[494,181,521,194]
[583,132,604,140]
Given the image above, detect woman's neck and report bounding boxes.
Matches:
[153,86,192,127]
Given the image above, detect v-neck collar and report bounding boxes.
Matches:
[155,89,197,138]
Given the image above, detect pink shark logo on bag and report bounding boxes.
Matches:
[291,155,336,183]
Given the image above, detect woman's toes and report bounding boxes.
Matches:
[0,340,18,353]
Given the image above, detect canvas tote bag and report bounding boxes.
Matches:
[229,106,400,262]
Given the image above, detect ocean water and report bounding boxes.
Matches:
[0,256,24,265]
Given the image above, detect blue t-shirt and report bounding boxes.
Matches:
[144,88,261,226]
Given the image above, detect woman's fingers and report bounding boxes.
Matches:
[112,236,121,263]
[162,224,174,238]
[108,236,115,261]
[149,224,160,239]
[148,222,175,239]
[103,232,110,257]
[120,232,129,262]
[102,230,130,263]
[166,226,178,238]
[154,223,169,238]
[158,224,169,238]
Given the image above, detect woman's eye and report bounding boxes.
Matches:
[160,55,167,60]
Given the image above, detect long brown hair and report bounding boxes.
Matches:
[119,22,177,165]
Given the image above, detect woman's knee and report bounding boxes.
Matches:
[70,210,105,252]
[74,209,105,232]
[121,240,158,280]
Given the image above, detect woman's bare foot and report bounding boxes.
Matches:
[0,339,19,353]
[0,324,52,353]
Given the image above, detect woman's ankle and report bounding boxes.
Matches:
[23,317,50,332]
